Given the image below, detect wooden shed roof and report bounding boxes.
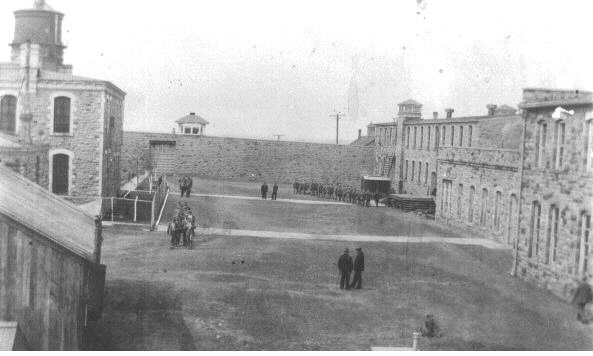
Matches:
[0,166,96,261]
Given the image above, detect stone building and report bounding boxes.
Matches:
[514,88,593,297]
[372,99,523,244]
[0,0,125,199]
[0,165,105,350]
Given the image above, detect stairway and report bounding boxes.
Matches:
[380,155,395,177]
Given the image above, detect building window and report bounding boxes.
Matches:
[53,96,71,134]
[494,191,502,231]
[450,126,455,146]
[442,180,452,216]
[420,126,424,149]
[576,212,591,275]
[545,205,559,264]
[528,201,542,258]
[553,121,565,169]
[468,125,473,147]
[411,161,415,182]
[0,95,17,134]
[405,160,409,180]
[479,188,488,227]
[424,162,429,184]
[468,186,475,223]
[457,184,463,219]
[413,127,417,149]
[418,161,422,182]
[459,126,464,146]
[435,126,439,149]
[184,127,191,134]
[406,127,410,148]
[507,194,518,245]
[584,119,592,172]
[535,121,547,168]
[427,126,431,151]
[394,126,398,146]
[192,127,199,134]
[442,126,446,146]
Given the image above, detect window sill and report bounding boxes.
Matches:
[50,133,74,137]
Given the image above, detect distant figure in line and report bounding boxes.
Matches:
[271,182,278,200]
[572,275,593,323]
[350,247,365,289]
[261,182,268,200]
[338,248,353,290]
[374,192,380,207]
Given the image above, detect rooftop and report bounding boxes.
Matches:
[398,99,422,106]
[176,113,210,125]
[0,165,97,261]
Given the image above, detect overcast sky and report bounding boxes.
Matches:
[1,0,592,143]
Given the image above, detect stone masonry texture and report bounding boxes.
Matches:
[123,131,375,187]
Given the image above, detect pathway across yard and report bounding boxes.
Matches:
[156,225,509,250]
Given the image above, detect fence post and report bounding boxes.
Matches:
[111,197,114,222]
[134,196,138,222]
[151,191,156,228]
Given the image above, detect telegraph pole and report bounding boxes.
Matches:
[330,112,345,145]
[273,134,284,141]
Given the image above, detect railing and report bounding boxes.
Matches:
[101,175,169,227]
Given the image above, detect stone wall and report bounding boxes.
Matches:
[0,144,49,189]
[435,147,521,245]
[517,103,593,300]
[123,131,375,186]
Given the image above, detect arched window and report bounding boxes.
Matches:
[480,188,488,226]
[529,201,542,258]
[553,121,565,169]
[0,95,17,134]
[576,212,591,275]
[50,151,72,195]
[53,96,71,133]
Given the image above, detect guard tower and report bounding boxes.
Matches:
[10,0,67,71]
[397,99,423,120]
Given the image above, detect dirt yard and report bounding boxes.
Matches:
[87,182,593,350]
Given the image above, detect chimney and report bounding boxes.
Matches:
[432,112,438,119]
[445,108,454,119]
[358,129,362,139]
[190,112,195,116]
[487,104,497,116]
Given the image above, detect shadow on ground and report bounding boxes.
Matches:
[85,279,195,350]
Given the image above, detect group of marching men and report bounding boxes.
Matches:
[292,181,382,207]
[167,202,197,249]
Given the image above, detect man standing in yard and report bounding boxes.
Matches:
[572,275,593,323]
[338,248,353,290]
[272,182,278,200]
[350,247,365,289]
[261,182,268,200]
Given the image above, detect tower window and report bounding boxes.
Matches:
[0,95,17,134]
[53,96,71,134]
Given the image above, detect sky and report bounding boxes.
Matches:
[1,0,592,144]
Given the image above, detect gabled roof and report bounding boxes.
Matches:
[398,99,422,106]
[0,166,96,261]
[176,113,210,125]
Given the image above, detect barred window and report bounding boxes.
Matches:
[53,96,71,133]
[545,205,559,264]
[528,201,542,258]
[468,186,475,223]
[576,212,591,275]
[468,126,473,147]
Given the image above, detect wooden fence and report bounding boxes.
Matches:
[101,176,169,228]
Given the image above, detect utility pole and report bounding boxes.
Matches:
[329,112,345,145]
[273,134,284,141]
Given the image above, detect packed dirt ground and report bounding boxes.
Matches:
[87,178,593,350]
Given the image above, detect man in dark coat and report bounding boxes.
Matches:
[338,248,353,290]
[350,247,365,289]
[572,276,593,323]
[261,182,268,200]
[271,182,278,200]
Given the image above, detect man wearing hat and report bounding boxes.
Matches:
[338,248,354,290]
[350,247,365,289]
